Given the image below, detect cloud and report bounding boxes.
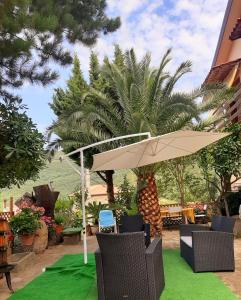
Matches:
[18,0,229,131]
[74,0,228,90]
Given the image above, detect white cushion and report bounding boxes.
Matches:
[180,236,192,248]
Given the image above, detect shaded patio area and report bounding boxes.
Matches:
[0,231,240,300]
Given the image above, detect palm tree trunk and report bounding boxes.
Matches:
[138,173,162,236]
[96,170,115,204]
[105,170,115,204]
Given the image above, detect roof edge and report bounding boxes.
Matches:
[211,0,233,67]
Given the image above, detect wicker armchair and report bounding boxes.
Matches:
[119,214,151,247]
[180,216,235,272]
[95,232,165,300]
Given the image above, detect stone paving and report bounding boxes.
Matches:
[0,231,240,300]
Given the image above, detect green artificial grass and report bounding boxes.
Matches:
[161,250,239,300]
[9,250,239,300]
[9,254,97,300]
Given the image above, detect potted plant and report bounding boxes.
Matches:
[54,215,65,234]
[10,208,40,246]
[86,201,108,235]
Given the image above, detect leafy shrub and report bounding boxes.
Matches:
[10,208,40,235]
[115,176,135,207]
[54,215,65,225]
[86,201,108,225]
[111,176,139,220]
[71,212,83,228]
[55,197,74,226]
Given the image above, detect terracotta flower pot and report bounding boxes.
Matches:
[55,224,64,235]
[19,234,35,246]
[0,235,8,248]
[0,219,10,232]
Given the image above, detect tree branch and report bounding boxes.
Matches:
[203,174,222,192]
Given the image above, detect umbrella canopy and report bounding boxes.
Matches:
[91,130,229,171]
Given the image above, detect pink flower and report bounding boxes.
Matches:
[19,200,30,209]
[31,205,45,216]
[41,216,55,227]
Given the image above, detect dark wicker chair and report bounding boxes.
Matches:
[119,214,151,247]
[180,215,235,272]
[95,232,165,300]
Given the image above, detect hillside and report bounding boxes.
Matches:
[0,152,134,205]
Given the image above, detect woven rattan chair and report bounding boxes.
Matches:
[95,232,165,300]
[180,215,235,272]
[119,214,151,247]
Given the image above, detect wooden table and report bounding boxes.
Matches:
[160,208,195,223]
[0,264,14,293]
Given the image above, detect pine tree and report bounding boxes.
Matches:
[50,56,87,116]
[68,56,87,95]
[0,0,120,103]
[114,44,125,69]
[89,52,101,88]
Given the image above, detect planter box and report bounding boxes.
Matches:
[63,228,81,245]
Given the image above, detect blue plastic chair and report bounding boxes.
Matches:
[99,210,117,233]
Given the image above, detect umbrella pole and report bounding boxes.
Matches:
[62,132,152,264]
[80,150,88,264]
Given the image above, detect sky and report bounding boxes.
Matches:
[18,0,228,133]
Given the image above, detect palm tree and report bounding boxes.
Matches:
[50,48,233,235]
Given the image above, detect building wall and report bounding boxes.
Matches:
[213,0,241,66]
[228,39,241,62]
[206,0,241,126]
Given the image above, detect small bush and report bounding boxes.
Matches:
[10,208,40,235]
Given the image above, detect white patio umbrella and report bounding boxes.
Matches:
[91,130,229,171]
[62,130,228,264]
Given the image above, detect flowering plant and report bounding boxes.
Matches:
[17,200,45,218]
[10,208,40,235]
[31,206,45,217]
[41,216,55,233]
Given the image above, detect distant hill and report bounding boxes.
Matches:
[0,152,134,205]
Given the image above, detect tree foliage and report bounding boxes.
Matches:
[48,50,122,203]
[48,45,235,234]
[199,123,241,214]
[49,45,234,194]
[0,0,119,190]
[50,55,87,116]
[65,48,232,151]
[0,101,45,188]
[157,157,217,204]
[0,0,120,102]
